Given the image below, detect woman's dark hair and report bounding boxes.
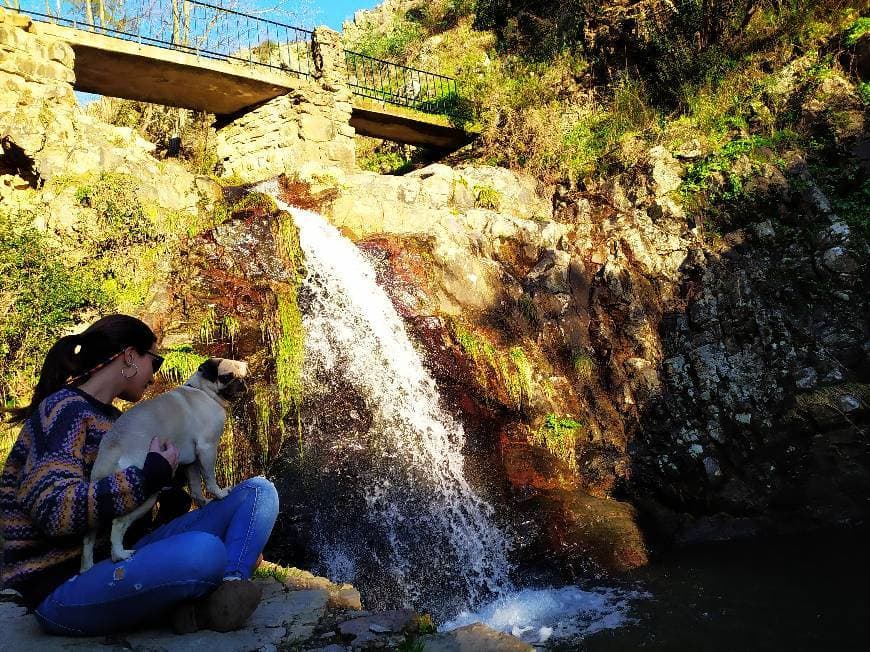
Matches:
[3,314,156,423]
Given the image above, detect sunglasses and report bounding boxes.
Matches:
[144,351,165,374]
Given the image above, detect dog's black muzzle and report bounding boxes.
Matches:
[219,378,249,401]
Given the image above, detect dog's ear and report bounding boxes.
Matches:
[198,358,221,382]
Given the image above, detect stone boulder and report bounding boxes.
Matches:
[421,623,534,651]
[801,72,866,143]
[646,145,684,197]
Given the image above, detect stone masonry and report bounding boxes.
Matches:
[0,8,200,199]
[215,27,356,181]
[0,8,79,181]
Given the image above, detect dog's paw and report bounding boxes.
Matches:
[112,548,135,563]
[210,487,229,499]
[193,495,210,507]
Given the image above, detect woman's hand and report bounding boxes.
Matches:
[149,436,179,473]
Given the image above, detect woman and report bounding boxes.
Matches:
[0,314,278,636]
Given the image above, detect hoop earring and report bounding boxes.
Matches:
[121,363,139,379]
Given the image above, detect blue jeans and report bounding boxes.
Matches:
[34,476,279,636]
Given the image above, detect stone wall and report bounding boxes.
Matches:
[0,8,78,185]
[0,7,202,232]
[1,12,357,186]
[215,27,356,182]
[0,8,196,195]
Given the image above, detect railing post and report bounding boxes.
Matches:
[311,26,347,89]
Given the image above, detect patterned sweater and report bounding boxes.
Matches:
[0,387,172,607]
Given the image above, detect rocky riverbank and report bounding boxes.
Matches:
[0,565,532,651]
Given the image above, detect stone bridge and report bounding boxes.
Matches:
[5,4,473,181]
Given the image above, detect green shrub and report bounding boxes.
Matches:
[251,39,278,63]
[75,173,153,247]
[813,161,870,239]
[0,208,109,406]
[414,613,438,635]
[681,131,799,198]
[358,148,414,175]
[349,18,424,60]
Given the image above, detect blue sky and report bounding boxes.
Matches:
[315,1,382,30]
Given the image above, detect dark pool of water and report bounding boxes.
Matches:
[577,525,870,651]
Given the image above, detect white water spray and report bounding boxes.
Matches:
[265,185,512,610]
[260,182,645,640]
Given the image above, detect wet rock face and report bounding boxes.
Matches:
[142,193,304,486]
[298,145,867,557]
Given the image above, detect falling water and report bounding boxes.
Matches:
[260,183,645,640]
[264,186,512,615]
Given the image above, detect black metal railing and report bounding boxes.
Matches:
[344,50,459,115]
[10,1,463,115]
[11,0,315,77]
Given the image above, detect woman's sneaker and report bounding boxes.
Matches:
[172,579,263,634]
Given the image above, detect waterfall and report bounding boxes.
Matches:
[264,186,513,616]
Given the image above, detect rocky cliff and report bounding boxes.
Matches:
[282,100,867,568]
[1,4,867,585]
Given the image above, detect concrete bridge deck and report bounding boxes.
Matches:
[30,22,472,151]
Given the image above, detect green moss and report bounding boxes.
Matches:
[198,305,219,344]
[474,184,502,210]
[272,213,306,455]
[254,561,293,584]
[232,191,278,214]
[158,345,207,385]
[506,346,533,409]
[451,320,536,411]
[162,204,226,239]
[214,174,248,188]
[275,292,304,418]
[223,315,240,348]
[572,352,596,382]
[844,17,870,46]
[216,411,238,487]
[254,385,273,468]
[531,413,583,470]
[793,382,869,410]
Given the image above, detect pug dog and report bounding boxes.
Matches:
[80,357,249,572]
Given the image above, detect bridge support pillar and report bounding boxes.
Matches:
[215,27,356,183]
